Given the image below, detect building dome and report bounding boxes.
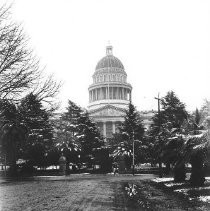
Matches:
[95,46,124,70]
[88,45,133,139]
[96,55,124,70]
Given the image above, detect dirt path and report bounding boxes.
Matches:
[0,174,206,211]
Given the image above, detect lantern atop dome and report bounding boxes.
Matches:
[106,45,113,55]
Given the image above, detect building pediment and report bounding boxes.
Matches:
[89,105,126,117]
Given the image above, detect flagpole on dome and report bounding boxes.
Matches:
[106,41,112,104]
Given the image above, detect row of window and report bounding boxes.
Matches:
[93,74,126,83]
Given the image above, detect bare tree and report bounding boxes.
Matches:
[0,4,61,103]
[32,74,62,105]
[0,5,40,99]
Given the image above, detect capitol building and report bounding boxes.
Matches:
[88,45,132,139]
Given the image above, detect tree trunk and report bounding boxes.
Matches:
[165,162,171,175]
[7,143,18,177]
[158,161,163,178]
[66,161,70,175]
[174,162,186,182]
[190,152,205,186]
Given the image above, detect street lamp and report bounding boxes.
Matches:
[154,93,163,178]
[132,130,135,176]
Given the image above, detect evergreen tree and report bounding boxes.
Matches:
[56,100,103,169]
[18,93,53,167]
[149,91,188,179]
[150,92,209,185]
[195,108,201,127]
[78,111,104,164]
[161,91,188,130]
[53,116,80,168]
[121,102,144,141]
[62,100,82,137]
[200,99,210,122]
[112,102,145,168]
[0,100,27,175]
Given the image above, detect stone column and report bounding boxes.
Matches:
[92,90,94,101]
[122,88,124,99]
[97,88,99,100]
[93,89,95,102]
[100,87,102,100]
[113,87,115,99]
[103,87,105,99]
[103,122,106,137]
[112,121,116,134]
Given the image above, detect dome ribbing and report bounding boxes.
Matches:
[95,46,124,70]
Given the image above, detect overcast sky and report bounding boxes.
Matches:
[8,0,210,111]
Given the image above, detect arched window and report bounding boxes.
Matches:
[116,74,119,81]
[113,74,116,81]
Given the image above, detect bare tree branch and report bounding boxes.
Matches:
[0,4,61,106]
[32,73,62,104]
[0,5,41,99]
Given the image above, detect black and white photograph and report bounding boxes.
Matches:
[0,0,210,210]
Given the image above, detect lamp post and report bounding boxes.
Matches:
[154,93,163,178]
[132,130,135,176]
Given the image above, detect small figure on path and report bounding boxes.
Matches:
[112,162,119,176]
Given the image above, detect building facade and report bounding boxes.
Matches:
[88,45,132,138]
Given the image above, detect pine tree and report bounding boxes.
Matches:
[53,117,80,167]
[0,100,27,175]
[18,93,53,167]
[121,102,144,141]
[62,100,82,136]
[161,91,188,130]
[149,91,188,180]
[195,108,201,126]
[78,111,103,163]
[56,100,103,168]
[200,99,210,122]
[112,102,145,168]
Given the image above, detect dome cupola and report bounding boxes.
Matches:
[95,46,124,71]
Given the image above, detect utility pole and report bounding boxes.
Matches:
[154,93,163,178]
